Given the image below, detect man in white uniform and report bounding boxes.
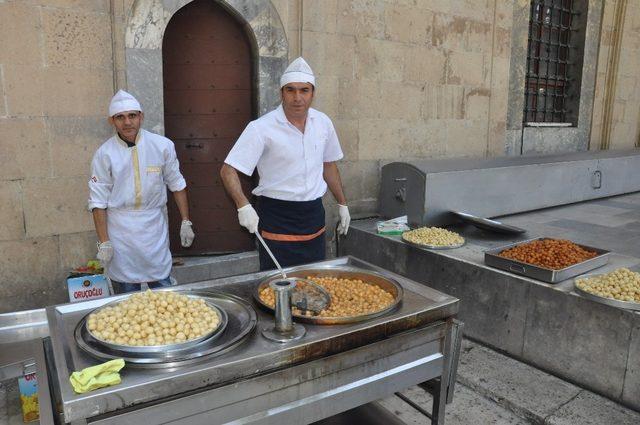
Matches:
[89,90,195,293]
[220,58,350,270]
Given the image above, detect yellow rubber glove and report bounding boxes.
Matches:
[69,359,125,394]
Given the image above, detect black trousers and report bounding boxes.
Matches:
[256,196,326,271]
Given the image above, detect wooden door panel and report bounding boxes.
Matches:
[164,90,251,115]
[163,0,255,255]
[163,64,251,90]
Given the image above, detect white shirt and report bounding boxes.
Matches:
[224,105,343,201]
[88,129,186,283]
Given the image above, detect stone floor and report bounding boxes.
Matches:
[2,338,638,424]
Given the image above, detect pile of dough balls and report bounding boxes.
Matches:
[259,276,395,318]
[576,268,640,303]
[87,290,220,346]
[402,227,464,247]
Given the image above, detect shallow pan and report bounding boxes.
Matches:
[484,238,610,283]
[574,273,640,311]
[255,265,403,325]
[84,293,228,354]
[402,237,466,250]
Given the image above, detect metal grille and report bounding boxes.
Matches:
[524,0,579,124]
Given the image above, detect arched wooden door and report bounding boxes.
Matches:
[163,0,255,255]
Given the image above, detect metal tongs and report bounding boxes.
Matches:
[255,232,330,315]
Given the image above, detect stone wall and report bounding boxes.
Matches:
[590,0,640,150]
[1,0,640,312]
[0,1,114,312]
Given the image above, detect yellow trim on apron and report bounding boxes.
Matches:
[131,146,142,210]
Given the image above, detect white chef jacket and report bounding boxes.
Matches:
[224,105,343,201]
[88,129,186,283]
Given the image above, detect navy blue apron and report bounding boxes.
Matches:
[256,196,325,271]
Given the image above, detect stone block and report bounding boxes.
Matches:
[42,7,113,68]
[332,118,358,161]
[0,66,6,117]
[336,0,386,40]
[336,160,379,202]
[546,391,640,425]
[493,26,512,58]
[23,177,94,238]
[622,316,640,410]
[58,231,98,272]
[0,237,59,299]
[302,0,337,33]
[313,75,339,117]
[37,0,109,12]
[495,0,514,29]
[457,340,581,422]
[383,4,432,45]
[0,181,24,241]
[302,32,355,79]
[449,0,494,22]
[379,81,423,121]
[355,38,405,82]
[489,57,511,122]
[42,66,113,117]
[486,120,507,156]
[0,2,42,66]
[447,50,488,87]
[403,46,447,85]
[3,64,45,116]
[446,119,488,157]
[434,84,465,119]
[615,76,637,102]
[522,286,632,401]
[464,88,490,120]
[432,13,467,51]
[47,116,112,178]
[397,119,447,159]
[357,118,402,160]
[0,117,50,180]
[465,20,493,54]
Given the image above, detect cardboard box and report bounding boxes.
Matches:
[18,373,39,423]
[67,274,110,303]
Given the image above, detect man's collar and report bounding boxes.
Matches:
[275,104,316,125]
[115,130,142,148]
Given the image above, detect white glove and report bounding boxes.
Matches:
[96,241,113,265]
[180,220,195,247]
[337,204,350,235]
[238,204,259,233]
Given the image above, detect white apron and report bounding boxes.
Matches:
[88,130,187,283]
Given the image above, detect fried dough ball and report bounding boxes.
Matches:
[498,239,597,270]
[259,276,395,318]
[402,227,464,247]
[576,268,640,303]
[88,290,220,346]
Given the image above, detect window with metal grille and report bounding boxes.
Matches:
[524,0,587,126]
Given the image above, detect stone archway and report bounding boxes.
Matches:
[124,0,289,135]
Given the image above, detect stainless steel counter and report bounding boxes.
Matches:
[42,256,460,424]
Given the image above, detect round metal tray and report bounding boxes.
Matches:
[254,265,403,325]
[85,294,228,354]
[574,274,640,311]
[75,290,257,367]
[402,234,466,250]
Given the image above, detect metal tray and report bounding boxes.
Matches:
[451,211,527,234]
[484,238,610,283]
[255,265,404,325]
[574,273,640,311]
[85,293,228,354]
[73,290,256,367]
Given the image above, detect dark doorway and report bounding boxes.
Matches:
[163,0,255,254]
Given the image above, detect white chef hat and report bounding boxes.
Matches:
[280,57,316,88]
[108,90,142,117]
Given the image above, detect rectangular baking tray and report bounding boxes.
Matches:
[484,238,610,283]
